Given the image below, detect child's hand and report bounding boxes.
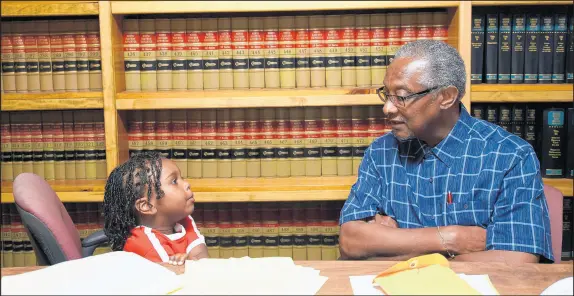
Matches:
[168,253,188,266]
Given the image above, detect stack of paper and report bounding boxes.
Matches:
[174,257,328,295]
[1,252,182,295]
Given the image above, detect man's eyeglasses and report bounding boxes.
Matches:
[376,86,441,107]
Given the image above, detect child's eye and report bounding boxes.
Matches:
[171,178,178,185]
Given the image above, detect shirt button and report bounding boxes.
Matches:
[464,204,468,210]
[429,177,433,183]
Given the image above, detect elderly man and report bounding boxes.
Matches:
[338,40,553,264]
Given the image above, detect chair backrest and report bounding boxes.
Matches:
[544,185,563,264]
[12,173,82,265]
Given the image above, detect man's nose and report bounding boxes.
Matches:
[383,99,398,116]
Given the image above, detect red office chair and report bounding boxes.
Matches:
[12,173,108,266]
[544,184,564,264]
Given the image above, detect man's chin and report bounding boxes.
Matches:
[392,131,417,142]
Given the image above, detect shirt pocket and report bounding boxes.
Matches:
[444,199,490,227]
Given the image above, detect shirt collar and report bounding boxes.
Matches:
[431,104,474,168]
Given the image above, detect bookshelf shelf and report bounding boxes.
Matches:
[115,89,381,110]
[544,179,573,197]
[111,1,459,15]
[470,84,574,103]
[471,1,572,6]
[0,1,99,17]
[1,92,104,111]
[0,180,106,203]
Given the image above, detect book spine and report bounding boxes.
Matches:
[84,112,96,180]
[552,14,567,83]
[37,21,53,92]
[186,18,203,90]
[371,13,388,86]
[12,22,27,93]
[471,103,486,120]
[416,12,433,41]
[294,16,310,88]
[186,110,202,178]
[279,16,296,89]
[309,15,326,88]
[9,113,22,177]
[62,21,78,91]
[525,14,540,84]
[305,107,322,176]
[231,203,249,258]
[49,21,65,92]
[23,22,40,92]
[202,18,219,90]
[538,14,554,83]
[245,108,261,177]
[563,198,572,261]
[305,202,322,260]
[276,108,291,177]
[324,15,342,88]
[400,12,417,46]
[486,104,499,125]
[86,20,102,91]
[498,13,512,84]
[541,108,565,177]
[2,206,13,267]
[41,111,55,180]
[216,109,232,178]
[260,108,277,177]
[1,113,13,181]
[278,203,294,258]
[201,109,217,178]
[203,204,220,258]
[320,107,338,176]
[127,111,143,158]
[1,22,16,93]
[74,20,89,91]
[123,19,141,91]
[568,108,574,178]
[156,19,172,91]
[289,107,305,176]
[30,112,44,177]
[139,19,157,91]
[171,110,187,177]
[471,14,485,84]
[20,113,33,174]
[231,109,247,177]
[248,17,265,89]
[74,111,86,180]
[264,17,280,89]
[498,105,512,132]
[232,17,249,89]
[485,13,499,84]
[511,104,526,139]
[351,106,368,175]
[320,202,339,260]
[261,202,279,257]
[355,15,371,87]
[247,202,263,258]
[171,19,187,90]
[432,11,449,43]
[367,106,385,144]
[142,110,157,154]
[94,112,106,179]
[155,110,172,159]
[525,105,538,154]
[292,203,307,260]
[52,111,65,180]
[218,18,233,90]
[11,207,25,267]
[568,15,574,83]
[336,106,353,176]
[341,15,356,87]
[511,14,526,84]
[62,111,75,179]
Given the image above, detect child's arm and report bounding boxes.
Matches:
[186,243,209,260]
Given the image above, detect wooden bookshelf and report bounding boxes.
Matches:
[0,1,99,17]
[544,179,574,197]
[470,84,574,103]
[471,1,572,6]
[0,180,105,203]
[0,92,104,111]
[115,89,381,110]
[111,1,460,14]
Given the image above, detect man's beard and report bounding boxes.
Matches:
[391,129,417,142]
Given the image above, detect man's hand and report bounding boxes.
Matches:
[441,226,487,255]
[168,253,188,266]
[369,214,398,228]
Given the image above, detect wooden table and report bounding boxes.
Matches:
[2,261,572,295]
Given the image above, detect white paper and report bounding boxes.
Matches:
[1,252,182,295]
[349,274,499,296]
[540,277,573,295]
[175,257,328,295]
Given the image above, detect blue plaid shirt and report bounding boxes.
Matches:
[340,105,554,262]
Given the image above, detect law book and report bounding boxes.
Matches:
[538,14,554,83]
[320,107,338,176]
[171,18,187,90]
[248,17,265,89]
[84,112,97,181]
[20,113,33,174]
[201,109,217,178]
[2,205,13,267]
[139,19,157,91]
[263,16,280,88]
[155,110,172,159]
[1,113,13,181]
[29,112,44,177]
[41,111,55,180]
[367,106,385,145]
[142,110,157,154]
[498,13,512,84]
[471,14,485,84]
[552,13,567,83]
[304,107,322,176]
[186,18,203,90]
[94,111,106,179]
[354,14,371,87]
[567,108,574,179]
[486,104,499,127]
[309,15,326,88]
[216,109,232,178]
[511,13,526,84]
[400,12,417,47]
[261,202,279,257]
[9,113,23,178]
[203,203,220,258]
[74,20,90,91]
[218,18,233,90]
[290,107,305,176]
[76,203,89,242]
[563,198,572,261]
[336,106,353,176]
[278,202,294,258]
[218,203,233,258]
[279,16,296,89]
[276,108,291,177]
[49,21,65,92]
[498,105,512,132]
[86,19,102,91]
[202,18,219,90]
[247,202,263,258]
[416,11,433,41]
[123,18,141,91]
[292,203,307,260]
[73,111,87,180]
[341,14,356,87]
[525,14,540,84]
[351,106,368,175]
[320,202,338,260]
[484,13,499,84]
[36,21,53,92]
[232,17,249,89]
[1,21,16,93]
[52,111,65,180]
[12,21,27,93]
[305,202,322,260]
[62,21,78,91]
[245,108,261,178]
[511,104,526,139]
[371,13,388,86]
[432,11,449,43]
[524,105,538,154]
[231,108,247,178]
[155,19,172,91]
[231,203,249,258]
[127,110,143,158]
[568,15,574,83]
[324,15,342,88]
[471,103,486,120]
[193,204,204,238]
[294,15,310,88]
[541,108,565,177]
[260,108,277,177]
[171,110,187,177]
[11,206,25,267]
[23,21,40,93]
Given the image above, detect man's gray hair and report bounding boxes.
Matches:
[394,40,466,101]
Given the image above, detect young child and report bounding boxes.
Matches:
[103,151,208,265]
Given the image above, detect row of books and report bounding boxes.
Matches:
[471,104,574,178]
[471,9,574,84]
[0,110,107,181]
[122,11,449,91]
[563,198,574,261]
[0,19,103,93]
[0,201,345,267]
[127,107,390,178]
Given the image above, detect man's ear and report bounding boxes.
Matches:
[135,197,157,216]
[437,86,459,110]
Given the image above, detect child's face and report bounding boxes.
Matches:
[151,158,195,220]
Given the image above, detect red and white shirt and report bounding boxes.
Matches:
[123,215,205,262]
